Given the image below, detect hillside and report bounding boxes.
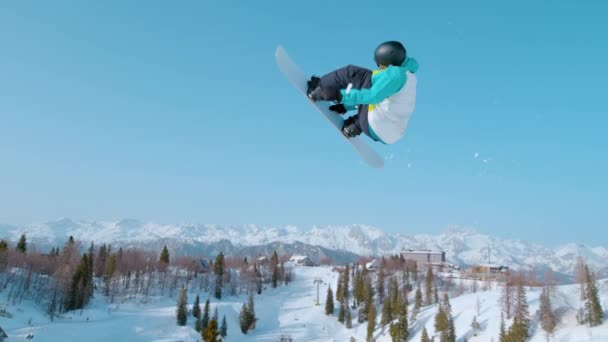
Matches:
[1,264,607,341]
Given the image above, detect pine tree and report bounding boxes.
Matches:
[192,295,201,319]
[381,294,392,326]
[83,253,94,305]
[390,294,409,342]
[325,285,335,315]
[195,315,203,333]
[254,262,262,295]
[354,266,365,307]
[442,293,452,318]
[508,279,530,341]
[95,244,107,277]
[86,243,95,299]
[443,294,456,342]
[500,275,515,319]
[270,250,278,267]
[87,242,95,264]
[389,323,399,341]
[202,318,219,342]
[390,277,400,316]
[202,298,210,330]
[214,252,224,300]
[343,264,350,304]
[447,316,456,342]
[338,301,346,323]
[346,306,353,328]
[239,291,256,334]
[116,248,124,270]
[0,240,7,253]
[433,286,439,305]
[425,267,433,306]
[336,271,344,304]
[239,293,256,334]
[499,312,507,342]
[271,250,279,288]
[434,306,448,341]
[239,302,250,334]
[16,234,27,253]
[271,263,279,289]
[213,306,218,323]
[104,253,116,296]
[159,245,170,264]
[364,273,375,316]
[65,253,94,311]
[220,314,228,338]
[430,293,456,342]
[377,264,386,303]
[367,302,376,342]
[582,264,603,326]
[539,287,556,337]
[421,327,431,342]
[176,286,188,326]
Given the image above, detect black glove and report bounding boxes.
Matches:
[342,115,362,138]
[329,103,347,115]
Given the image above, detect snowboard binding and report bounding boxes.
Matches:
[342,115,362,138]
[306,76,321,100]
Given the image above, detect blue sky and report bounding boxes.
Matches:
[1,1,606,246]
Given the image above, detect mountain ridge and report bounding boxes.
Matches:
[1,218,606,278]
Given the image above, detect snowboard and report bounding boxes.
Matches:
[275,45,384,168]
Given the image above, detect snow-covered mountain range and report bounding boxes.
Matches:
[1,218,606,278]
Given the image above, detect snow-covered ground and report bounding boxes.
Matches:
[1,266,607,341]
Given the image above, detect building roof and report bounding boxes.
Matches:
[289,255,311,261]
[401,249,444,254]
[476,264,508,268]
[366,259,380,269]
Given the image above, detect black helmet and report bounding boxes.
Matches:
[374,41,406,67]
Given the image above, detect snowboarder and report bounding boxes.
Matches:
[306,41,419,144]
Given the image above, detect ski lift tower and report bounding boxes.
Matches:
[313,278,323,306]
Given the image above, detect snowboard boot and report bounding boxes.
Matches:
[342,115,362,138]
[306,76,321,100]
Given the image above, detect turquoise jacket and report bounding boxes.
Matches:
[340,57,419,108]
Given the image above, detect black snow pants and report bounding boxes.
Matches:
[316,65,374,138]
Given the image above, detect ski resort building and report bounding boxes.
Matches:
[400,249,446,265]
[288,255,314,266]
[463,264,510,281]
[366,259,380,271]
[470,264,509,274]
[257,255,270,266]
